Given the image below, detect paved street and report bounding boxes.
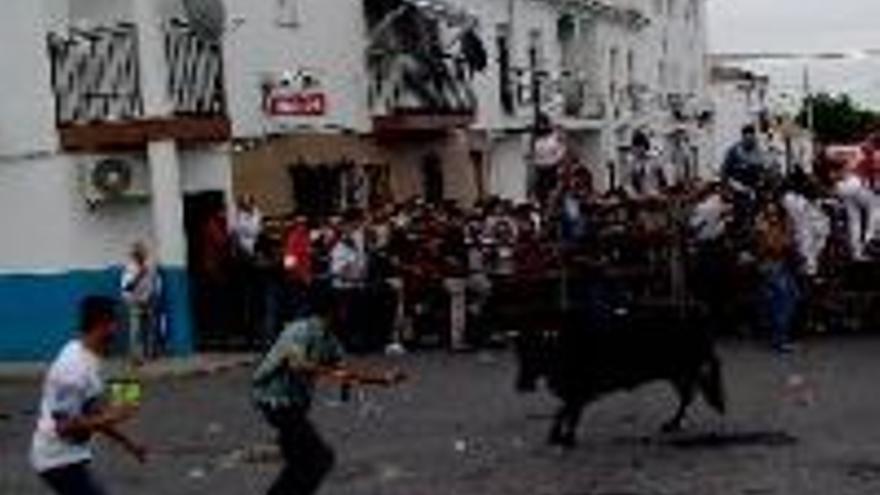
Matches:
[5,338,880,495]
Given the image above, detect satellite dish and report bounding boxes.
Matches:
[182,0,227,41]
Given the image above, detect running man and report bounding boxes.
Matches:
[31,296,147,495]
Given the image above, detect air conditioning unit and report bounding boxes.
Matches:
[80,155,150,207]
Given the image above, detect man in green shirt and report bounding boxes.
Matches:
[253,291,401,495]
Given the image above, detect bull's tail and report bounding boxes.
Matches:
[698,352,726,414]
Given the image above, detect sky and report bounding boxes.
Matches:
[707,0,880,108]
[708,0,880,54]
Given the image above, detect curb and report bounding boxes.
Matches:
[139,355,257,381]
[0,355,257,384]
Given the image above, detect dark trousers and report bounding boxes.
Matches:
[263,408,335,495]
[760,261,800,349]
[334,288,367,352]
[39,462,107,495]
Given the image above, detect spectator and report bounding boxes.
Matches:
[121,242,161,361]
[283,216,314,295]
[723,125,769,193]
[626,131,668,198]
[755,200,799,353]
[232,194,263,257]
[330,213,369,351]
[829,160,879,260]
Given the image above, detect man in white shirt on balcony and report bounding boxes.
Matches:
[625,131,669,198]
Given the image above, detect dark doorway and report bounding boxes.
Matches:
[470,150,486,201]
[183,190,233,350]
[421,152,444,204]
[288,163,344,217]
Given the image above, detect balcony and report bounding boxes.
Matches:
[561,77,606,122]
[47,21,230,152]
[626,83,651,116]
[364,0,480,136]
[368,52,477,135]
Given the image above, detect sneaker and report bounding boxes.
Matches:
[385,343,407,356]
[773,343,795,355]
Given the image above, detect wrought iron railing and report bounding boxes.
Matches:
[367,51,477,117]
[165,19,226,117]
[47,21,226,126]
[48,23,144,124]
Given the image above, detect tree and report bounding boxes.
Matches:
[798,92,879,144]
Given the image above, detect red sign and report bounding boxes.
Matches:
[267,92,327,117]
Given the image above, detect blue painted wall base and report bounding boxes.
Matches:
[0,267,194,361]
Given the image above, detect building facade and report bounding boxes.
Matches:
[0,0,713,359]
[0,0,234,360]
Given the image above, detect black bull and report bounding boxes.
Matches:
[513,308,726,447]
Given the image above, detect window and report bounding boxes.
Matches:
[609,46,620,116]
[658,60,666,89]
[528,28,545,70]
[421,153,445,204]
[276,0,299,27]
[626,49,636,85]
[496,23,515,114]
[609,47,620,91]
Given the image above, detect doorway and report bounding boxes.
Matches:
[183,190,231,350]
[421,152,444,204]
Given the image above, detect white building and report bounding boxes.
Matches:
[229,0,713,205]
[0,0,235,360]
[0,0,713,359]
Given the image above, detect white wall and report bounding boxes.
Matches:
[223,0,372,138]
[0,1,233,276]
[489,134,529,201]
[180,146,233,194]
[0,1,59,159]
[0,154,152,273]
[69,0,132,26]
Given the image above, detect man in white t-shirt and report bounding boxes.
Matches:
[31,296,146,494]
[233,194,263,257]
[834,172,878,260]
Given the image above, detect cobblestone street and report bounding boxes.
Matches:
[5,338,880,494]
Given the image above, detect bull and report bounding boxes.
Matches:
[513,306,726,448]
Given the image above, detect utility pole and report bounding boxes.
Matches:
[802,63,817,170]
[529,44,541,199]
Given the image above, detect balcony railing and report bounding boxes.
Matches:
[48,21,226,126]
[165,19,226,117]
[368,51,477,119]
[48,23,144,124]
[367,51,478,133]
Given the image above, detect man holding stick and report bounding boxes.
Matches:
[252,290,404,495]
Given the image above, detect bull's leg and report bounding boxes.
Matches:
[559,400,587,448]
[661,379,696,433]
[548,403,568,446]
